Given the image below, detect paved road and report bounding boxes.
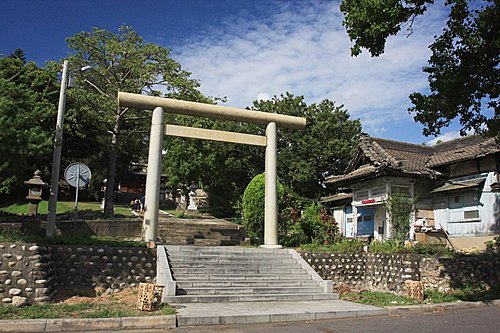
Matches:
[85,306,500,333]
[174,306,500,333]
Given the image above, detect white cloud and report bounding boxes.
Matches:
[172,0,449,139]
[426,131,463,145]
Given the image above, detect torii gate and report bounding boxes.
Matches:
[118,92,306,248]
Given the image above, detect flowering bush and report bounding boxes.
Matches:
[299,202,340,245]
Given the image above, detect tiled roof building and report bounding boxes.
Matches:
[323,134,499,240]
[326,134,499,186]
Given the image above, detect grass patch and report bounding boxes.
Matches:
[0,302,175,319]
[341,291,422,307]
[0,230,146,248]
[299,239,366,253]
[299,240,455,256]
[0,201,133,217]
[341,285,500,307]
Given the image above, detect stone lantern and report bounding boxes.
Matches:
[24,170,48,216]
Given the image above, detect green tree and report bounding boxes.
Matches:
[0,55,58,195]
[163,115,262,216]
[9,48,26,63]
[341,0,499,138]
[163,93,360,217]
[251,93,362,199]
[65,25,205,217]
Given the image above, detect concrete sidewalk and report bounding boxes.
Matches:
[174,300,387,326]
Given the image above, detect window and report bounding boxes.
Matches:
[391,186,410,196]
[464,210,479,220]
[354,190,369,201]
[448,191,480,222]
[371,185,385,197]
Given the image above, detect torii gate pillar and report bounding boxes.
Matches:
[262,122,280,248]
[143,106,164,243]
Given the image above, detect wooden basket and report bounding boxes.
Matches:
[404,280,424,301]
[137,283,164,311]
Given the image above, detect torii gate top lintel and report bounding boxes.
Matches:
[118,91,306,130]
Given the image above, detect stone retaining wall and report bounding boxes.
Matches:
[299,251,500,294]
[300,252,420,293]
[1,243,498,305]
[0,243,156,305]
[420,256,500,292]
[0,243,54,306]
[51,245,156,292]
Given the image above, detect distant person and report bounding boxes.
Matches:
[140,195,145,213]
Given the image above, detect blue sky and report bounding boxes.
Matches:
[1,0,463,144]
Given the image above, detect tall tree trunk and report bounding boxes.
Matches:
[103,108,121,218]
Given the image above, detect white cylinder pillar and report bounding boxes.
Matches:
[262,122,281,248]
[143,107,165,243]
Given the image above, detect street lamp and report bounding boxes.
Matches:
[46,60,93,238]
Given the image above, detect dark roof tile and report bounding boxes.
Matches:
[327,134,499,186]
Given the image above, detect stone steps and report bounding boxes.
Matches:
[156,218,248,246]
[161,245,338,303]
[176,280,320,288]
[171,262,300,268]
[177,286,325,295]
[164,293,339,304]
[171,273,312,281]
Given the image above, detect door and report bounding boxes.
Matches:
[344,206,354,238]
[357,207,375,237]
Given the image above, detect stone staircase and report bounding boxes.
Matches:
[157,218,248,246]
[157,245,338,304]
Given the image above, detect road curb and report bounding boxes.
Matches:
[0,315,176,333]
[385,299,500,315]
[1,300,499,331]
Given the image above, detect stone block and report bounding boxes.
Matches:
[8,288,21,296]
[11,296,28,307]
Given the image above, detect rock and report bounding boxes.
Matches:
[28,246,39,251]
[11,271,22,277]
[9,288,22,296]
[34,296,51,303]
[2,298,12,303]
[17,279,27,285]
[11,296,28,307]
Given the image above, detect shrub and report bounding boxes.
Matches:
[241,173,284,244]
[300,202,340,245]
[300,238,366,253]
[385,193,416,243]
[485,235,500,253]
